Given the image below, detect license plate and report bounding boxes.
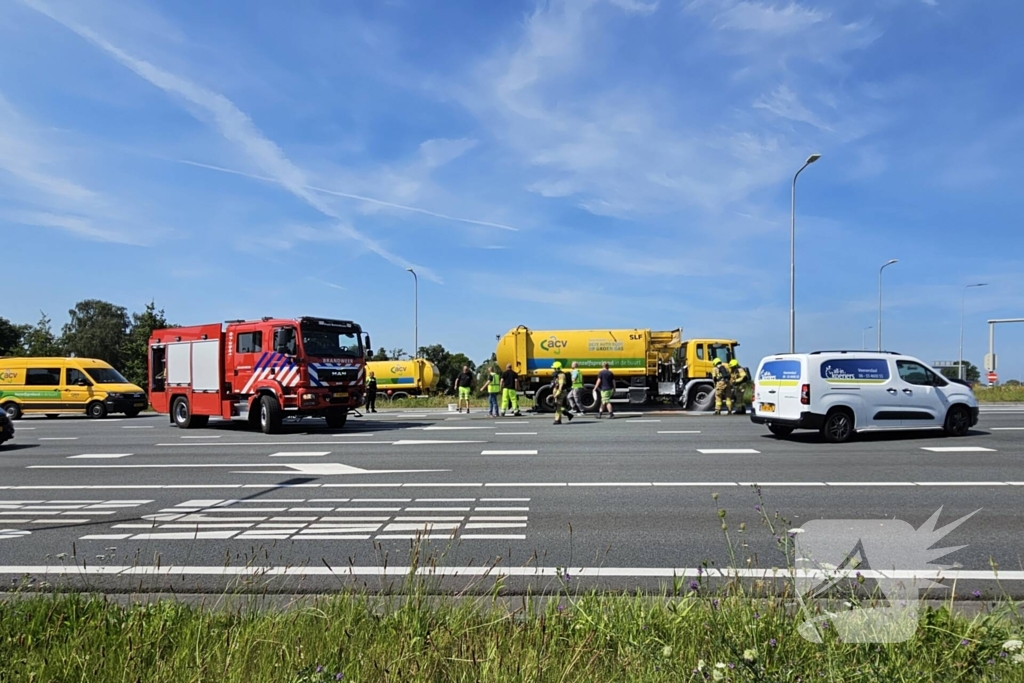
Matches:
[761,403,776,413]
[333,392,348,399]
[134,403,145,408]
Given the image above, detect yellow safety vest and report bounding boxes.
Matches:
[488,372,501,393]
[571,369,584,389]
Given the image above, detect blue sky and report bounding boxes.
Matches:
[2,0,1023,379]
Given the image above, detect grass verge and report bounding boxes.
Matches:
[2,582,1023,682]
[975,385,1024,403]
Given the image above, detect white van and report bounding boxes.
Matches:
[750,351,979,443]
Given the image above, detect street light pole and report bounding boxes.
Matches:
[862,325,873,350]
[877,259,899,352]
[790,153,822,354]
[959,283,987,379]
[406,268,418,359]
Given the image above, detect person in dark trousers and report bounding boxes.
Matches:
[365,372,378,413]
[595,361,615,418]
[455,365,474,413]
[551,361,574,425]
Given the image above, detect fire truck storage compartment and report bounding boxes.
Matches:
[167,339,222,391]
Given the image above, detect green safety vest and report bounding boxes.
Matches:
[488,372,501,393]
[571,369,584,389]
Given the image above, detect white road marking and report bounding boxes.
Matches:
[629,419,661,423]
[68,454,132,459]
[156,441,380,447]
[990,427,1024,431]
[461,534,526,540]
[39,437,78,441]
[392,440,486,445]
[495,432,537,435]
[181,435,222,439]
[418,426,493,431]
[0,529,31,540]
[2,565,1021,581]
[921,447,996,453]
[16,427,36,431]
[268,451,331,457]
[658,431,701,434]
[122,426,154,429]
[697,448,760,454]
[80,534,132,540]
[465,523,527,529]
[481,450,537,456]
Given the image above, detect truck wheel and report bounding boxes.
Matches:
[689,386,714,412]
[87,401,108,419]
[768,424,794,438]
[580,385,599,412]
[247,402,261,429]
[2,402,21,420]
[325,408,348,429]
[533,385,554,413]
[172,397,195,429]
[259,395,283,434]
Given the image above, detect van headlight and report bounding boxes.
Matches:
[106,393,123,399]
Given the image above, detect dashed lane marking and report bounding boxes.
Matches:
[495,432,538,435]
[392,440,487,446]
[122,426,154,429]
[990,427,1024,431]
[181,435,222,439]
[67,454,133,459]
[696,448,760,454]
[268,451,331,457]
[39,437,78,441]
[921,447,996,453]
[418,426,494,431]
[481,450,538,456]
[658,431,701,434]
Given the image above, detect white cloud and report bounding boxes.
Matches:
[19,0,441,281]
[607,0,660,14]
[753,85,833,131]
[709,1,826,33]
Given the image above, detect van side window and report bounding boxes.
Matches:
[66,368,89,386]
[897,361,936,386]
[237,332,263,354]
[26,368,61,386]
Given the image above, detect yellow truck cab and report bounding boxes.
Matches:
[0,357,148,419]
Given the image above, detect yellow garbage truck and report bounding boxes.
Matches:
[365,358,440,401]
[495,327,739,412]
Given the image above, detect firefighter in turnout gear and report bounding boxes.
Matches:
[729,359,750,415]
[713,358,732,416]
[551,361,574,425]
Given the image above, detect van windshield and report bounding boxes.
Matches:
[85,368,130,385]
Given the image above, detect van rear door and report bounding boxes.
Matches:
[756,357,804,420]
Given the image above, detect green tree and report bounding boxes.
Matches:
[371,347,390,361]
[61,299,130,368]
[120,302,170,389]
[0,317,26,356]
[939,361,980,383]
[20,313,63,357]
[418,344,476,394]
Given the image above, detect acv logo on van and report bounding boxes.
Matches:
[0,370,17,383]
[539,336,569,352]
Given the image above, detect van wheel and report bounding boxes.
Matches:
[944,405,972,437]
[534,385,554,413]
[822,409,855,443]
[768,424,794,438]
[124,408,141,418]
[2,402,22,420]
[690,386,714,412]
[259,395,283,434]
[87,401,108,419]
[172,397,195,429]
[325,408,348,429]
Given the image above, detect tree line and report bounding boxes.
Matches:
[0,300,170,390]
[1,301,491,396]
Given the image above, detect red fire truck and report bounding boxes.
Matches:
[148,316,370,434]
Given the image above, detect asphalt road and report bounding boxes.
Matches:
[1,405,1023,596]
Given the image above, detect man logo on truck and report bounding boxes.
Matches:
[539,336,569,352]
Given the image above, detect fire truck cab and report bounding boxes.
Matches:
[148,316,369,434]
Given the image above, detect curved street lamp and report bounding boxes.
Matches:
[406,268,418,359]
[790,153,821,353]
[877,259,899,351]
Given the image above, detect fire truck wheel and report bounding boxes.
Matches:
[172,397,194,428]
[87,401,108,419]
[259,394,283,434]
[325,408,348,429]
[246,403,261,429]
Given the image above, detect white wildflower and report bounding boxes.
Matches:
[743,648,758,662]
[1012,653,1024,665]
[711,670,725,682]
[1004,639,1023,652]
[697,659,705,671]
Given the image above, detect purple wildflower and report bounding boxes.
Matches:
[316,666,323,673]
[961,639,970,646]
[769,638,777,647]
[753,612,760,620]
[712,599,720,609]
[557,604,565,613]
[336,674,344,681]
[690,580,700,591]
[973,590,982,598]
[1001,652,1008,658]
[754,505,761,512]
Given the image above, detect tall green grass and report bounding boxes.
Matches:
[2,584,1023,682]
[975,385,1024,403]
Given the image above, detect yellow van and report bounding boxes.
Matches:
[0,357,148,419]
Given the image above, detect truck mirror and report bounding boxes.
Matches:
[364,334,372,354]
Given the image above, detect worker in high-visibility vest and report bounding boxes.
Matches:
[567,361,586,414]
[483,365,502,418]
